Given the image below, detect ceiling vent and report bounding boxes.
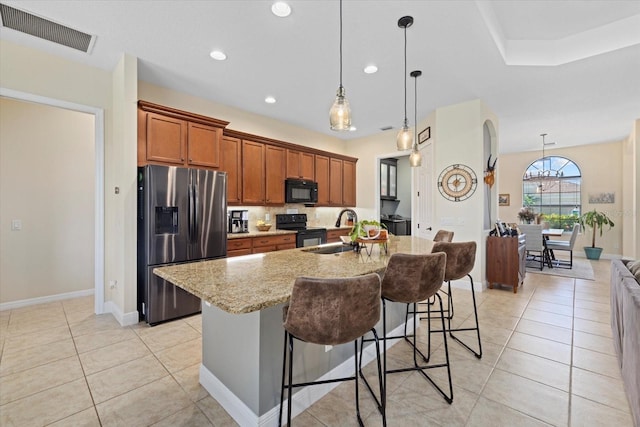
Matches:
[0,3,95,53]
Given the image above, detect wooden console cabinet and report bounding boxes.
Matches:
[486,235,526,293]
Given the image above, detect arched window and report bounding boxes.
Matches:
[522,156,581,230]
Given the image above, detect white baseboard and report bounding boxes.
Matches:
[104,300,139,326]
[199,320,415,427]
[0,288,94,312]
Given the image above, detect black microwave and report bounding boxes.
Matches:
[285,179,318,204]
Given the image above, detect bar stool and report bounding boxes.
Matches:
[360,252,453,406]
[430,241,482,359]
[405,229,455,333]
[279,273,385,426]
[433,229,454,243]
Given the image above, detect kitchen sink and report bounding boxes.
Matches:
[302,244,355,254]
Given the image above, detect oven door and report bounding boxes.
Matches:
[296,229,327,247]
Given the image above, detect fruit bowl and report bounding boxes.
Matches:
[256,224,272,232]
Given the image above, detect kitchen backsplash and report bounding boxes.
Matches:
[228,205,367,229]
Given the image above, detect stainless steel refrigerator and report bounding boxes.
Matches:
[137,165,227,325]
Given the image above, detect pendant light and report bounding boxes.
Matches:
[409,70,422,167]
[329,0,351,131]
[396,16,414,150]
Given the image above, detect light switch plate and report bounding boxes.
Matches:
[11,219,22,231]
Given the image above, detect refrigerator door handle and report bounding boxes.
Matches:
[193,183,199,239]
[188,183,195,242]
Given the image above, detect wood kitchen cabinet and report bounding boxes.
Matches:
[342,159,356,206]
[327,228,352,243]
[315,155,330,205]
[265,145,286,205]
[241,141,285,205]
[286,149,315,180]
[329,158,343,206]
[241,140,265,204]
[220,136,242,205]
[315,155,356,207]
[227,237,252,258]
[252,234,296,254]
[138,101,228,168]
[486,235,526,293]
[186,122,221,168]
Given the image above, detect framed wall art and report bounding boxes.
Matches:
[588,192,615,204]
[498,193,510,206]
[418,126,431,144]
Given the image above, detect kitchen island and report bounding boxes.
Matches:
[154,235,434,426]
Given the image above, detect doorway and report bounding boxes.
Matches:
[0,88,105,313]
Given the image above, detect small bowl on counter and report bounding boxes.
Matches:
[256,224,272,232]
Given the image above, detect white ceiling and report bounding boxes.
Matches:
[1,0,639,154]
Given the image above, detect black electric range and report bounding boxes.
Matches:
[275,214,327,247]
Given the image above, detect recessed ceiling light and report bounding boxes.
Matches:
[349,126,357,131]
[364,65,378,74]
[265,96,276,104]
[209,50,227,61]
[271,2,291,17]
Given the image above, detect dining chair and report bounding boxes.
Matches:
[279,273,385,426]
[518,224,545,270]
[545,223,580,269]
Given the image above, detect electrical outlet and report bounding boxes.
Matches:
[325,345,333,352]
[109,280,117,289]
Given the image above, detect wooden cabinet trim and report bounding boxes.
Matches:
[138,100,229,129]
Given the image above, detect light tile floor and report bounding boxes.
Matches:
[0,260,634,426]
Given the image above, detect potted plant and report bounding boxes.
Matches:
[517,207,536,224]
[579,209,615,260]
[349,220,387,242]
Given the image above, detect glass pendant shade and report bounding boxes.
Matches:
[396,121,413,150]
[329,86,351,131]
[409,147,422,167]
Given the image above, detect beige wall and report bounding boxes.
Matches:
[497,141,625,257]
[0,98,95,303]
[621,119,639,258]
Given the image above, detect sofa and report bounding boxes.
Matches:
[610,259,640,426]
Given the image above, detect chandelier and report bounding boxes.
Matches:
[524,133,561,192]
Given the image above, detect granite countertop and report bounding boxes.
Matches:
[154,235,433,314]
[227,229,296,239]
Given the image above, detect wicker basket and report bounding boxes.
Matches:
[256,224,272,232]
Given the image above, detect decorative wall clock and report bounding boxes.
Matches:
[437,164,478,202]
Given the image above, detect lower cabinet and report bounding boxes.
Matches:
[486,235,526,293]
[227,234,296,257]
[227,238,252,258]
[327,228,352,243]
[252,234,296,253]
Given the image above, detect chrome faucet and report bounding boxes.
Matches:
[335,209,358,228]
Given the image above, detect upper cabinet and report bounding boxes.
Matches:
[315,156,356,207]
[220,136,242,205]
[265,145,286,205]
[286,149,315,180]
[138,101,357,207]
[187,122,221,168]
[380,158,397,200]
[138,101,228,168]
[315,155,330,206]
[241,140,265,205]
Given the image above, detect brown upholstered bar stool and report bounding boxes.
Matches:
[430,241,482,359]
[279,273,385,427]
[406,229,455,331]
[360,252,453,406]
[433,229,454,243]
